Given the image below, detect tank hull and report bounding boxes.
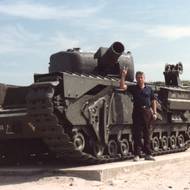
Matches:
[0,72,189,164]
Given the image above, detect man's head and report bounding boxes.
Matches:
[135,71,145,87]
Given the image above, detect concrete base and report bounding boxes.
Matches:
[61,150,190,181]
[0,150,190,181]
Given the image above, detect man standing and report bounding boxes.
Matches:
[120,68,157,161]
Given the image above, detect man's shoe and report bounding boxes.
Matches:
[133,156,140,162]
[144,155,155,161]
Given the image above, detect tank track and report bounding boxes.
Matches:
[26,81,190,164]
[26,82,115,164]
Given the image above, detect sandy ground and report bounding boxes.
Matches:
[0,159,190,190]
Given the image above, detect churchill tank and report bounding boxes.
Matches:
[0,41,190,164]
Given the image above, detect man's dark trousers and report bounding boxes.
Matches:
[132,107,153,156]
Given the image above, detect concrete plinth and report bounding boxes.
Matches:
[0,150,190,181]
[61,150,190,181]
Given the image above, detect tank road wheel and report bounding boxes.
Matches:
[108,139,118,157]
[169,135,177,149]
[73,132,85,152]
[161,136,169,151]
[177,134,185,148]
[151,136,160,152]
[92,143,104,158]
[119,139,130,156]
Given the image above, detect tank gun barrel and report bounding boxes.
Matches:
[97,41,125,64]
[94,42,125,76]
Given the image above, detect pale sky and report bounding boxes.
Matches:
[0,0,190,85]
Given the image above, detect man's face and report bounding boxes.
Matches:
[136,74,145,86]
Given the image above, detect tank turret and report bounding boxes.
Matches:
[49,41,134,82]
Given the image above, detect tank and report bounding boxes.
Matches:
[0,42,190,164]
